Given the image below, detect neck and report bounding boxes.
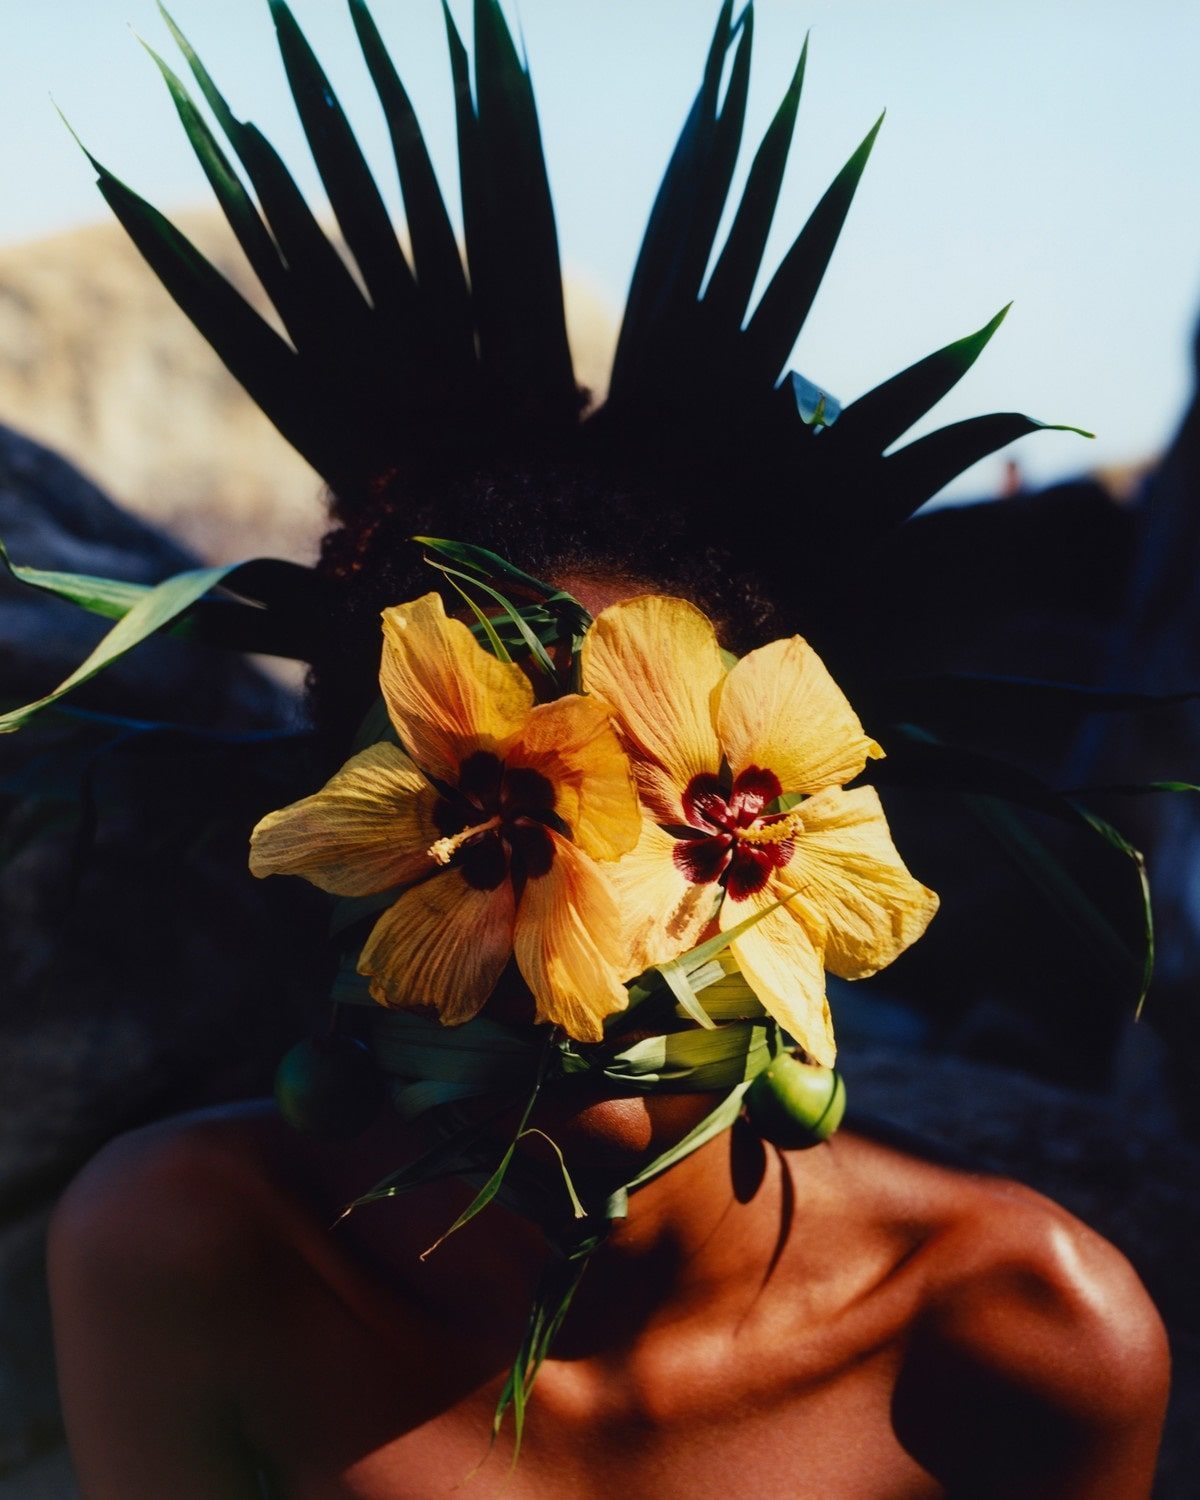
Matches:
[550,1109,841,1353]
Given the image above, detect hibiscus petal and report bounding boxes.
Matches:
[249,743,439,896]
[381,592,534,784]
[504,694,641,861]
[785,785,939,979]
[608,818,723,974]
[581,596,724,822]
[358,867,516,1025]
[724,878,836,1067]
[513,830,630,1042]
[717,636,882,795]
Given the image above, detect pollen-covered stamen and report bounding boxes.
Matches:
[738,809,804,846]
[427,814,503,866]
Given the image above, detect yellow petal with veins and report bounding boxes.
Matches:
[581,595,724,823]
[781,785,939,979]
[514,830,630,1042]
[381,592,533,784]
[716,635,882,795]
[724,879,836,1067]
[249,742,439,896]
[504,694,641,862]
[608,817,722,973]
[359,867,516,1025]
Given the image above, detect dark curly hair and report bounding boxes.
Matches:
[309,440,796,759]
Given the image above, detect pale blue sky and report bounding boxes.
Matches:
[2,0,1199,500]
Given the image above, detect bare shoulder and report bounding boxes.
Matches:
[889,1152,1169,1496]
[48,1106,304,1499]
[49,1103,295,1292]
[927,1173,1169,1415]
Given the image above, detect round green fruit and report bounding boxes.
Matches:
[745,1055,845,1149]
[273,1035,386,1140]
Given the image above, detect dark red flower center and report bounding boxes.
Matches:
[672,767,796,901]
[432,751,560,891]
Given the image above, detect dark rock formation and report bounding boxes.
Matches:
[0,426,327,1476]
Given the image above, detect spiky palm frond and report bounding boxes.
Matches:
[74,0,1084,528]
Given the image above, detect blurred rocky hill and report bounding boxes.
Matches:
[0,212,617,566]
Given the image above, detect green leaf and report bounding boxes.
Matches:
[157,2,386,444]
[741,111,883,385]
[425,561,559,685]
[268,0,417,329]
[0,552,327,728]
[1067,801,1154,1015]
[417,1046,551,1259]
[702,32,807,335]
[79,147,326,471]
[1,544,159,623]
[623,890,803,1023]
[493,1229,600,1461]
[336,1101,515,1217]
[659,4,753,367]
[789,370,841,430]
[440,571,513,663]
[138,35,291,314]
[0,543,321,660]
[517,1128,587,1218]
[609,0,733,399]
[964,793,1148,1008]
[882,412,1093,524]
[868,728,1153,1011]
[0,561,246,733]
[416,535,569,604]
[834,304,1012,454]
[462,0,577,419]
[348,0,475,382]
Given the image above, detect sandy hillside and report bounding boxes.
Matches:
[0,211,617,565]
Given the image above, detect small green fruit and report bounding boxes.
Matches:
[745,1055,845,1149]
[274,1035,386,1140]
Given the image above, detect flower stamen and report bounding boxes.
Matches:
[739,811,803,847]
[427,814,503,866]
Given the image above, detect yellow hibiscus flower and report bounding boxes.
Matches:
[580,596,939,1066]
[250,593,642,1042]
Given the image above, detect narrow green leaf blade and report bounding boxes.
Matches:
[348,0,474,380]
[466,0,577,419]
[834,304,1013,454]
[742,111,883,385]
[882,413,1093,524]
[965,793,1148,1007]
[703,32,807,334]
[158,3,376,358]
[671,7,753,328]
[139,35,290,313]
[0,562,247,732]
[441,571,514,663]
[0,544,320,660]
[609,0,733,399]
[426,562,558,684]
[268,0,418,325]
[87,164,327,473]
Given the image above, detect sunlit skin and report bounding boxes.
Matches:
[47,577,1169,1499]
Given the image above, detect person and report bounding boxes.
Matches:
[45,556,1168,1499]
[30,3,1171,1494]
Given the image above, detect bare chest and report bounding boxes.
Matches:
[236,1254,944,1500]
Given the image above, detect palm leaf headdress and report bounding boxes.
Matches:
[72,0,1076,532]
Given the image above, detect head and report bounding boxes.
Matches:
[309,451,796,763]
